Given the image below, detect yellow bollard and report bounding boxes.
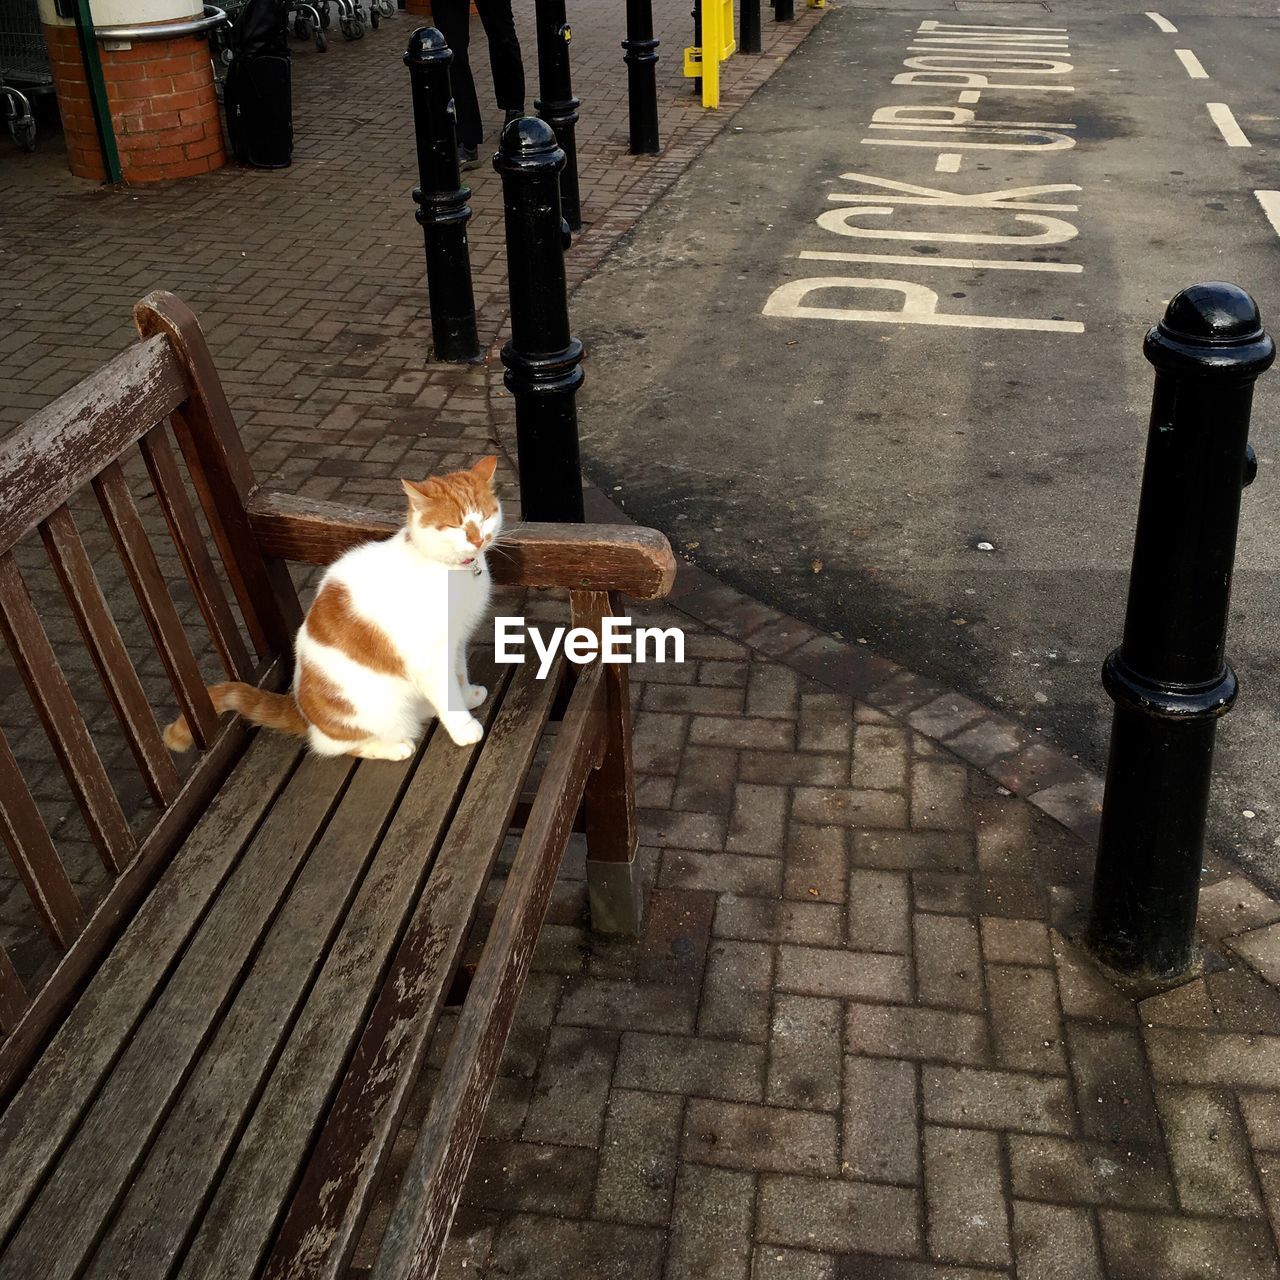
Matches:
[683,0,736,108]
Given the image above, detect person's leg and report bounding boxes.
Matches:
[475,0,525,114]
[431,0,482,147]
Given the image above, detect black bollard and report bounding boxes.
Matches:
[494,118,585,522]
[623,0,660,154]
[741,0,761,53]
[775,0,794,21]
[1088,283,1274,978]
[404,28,480,363]
[533,0,583,233]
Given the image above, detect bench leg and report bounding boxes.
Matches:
[573,592,643,936]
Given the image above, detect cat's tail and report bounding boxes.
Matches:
[163,682,309,752]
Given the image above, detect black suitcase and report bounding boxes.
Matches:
[224,0,293,168]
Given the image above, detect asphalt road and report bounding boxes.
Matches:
[571,0,1280,889]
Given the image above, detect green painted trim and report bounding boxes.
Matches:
[71,0,123,183]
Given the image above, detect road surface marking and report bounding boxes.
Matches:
[936,153,962,172]
[1208,103,1250,147]
[800,250,1083,273]
[1255,191,1280,236]
[957,90,982,103]
[1174,49,1208,78]
[1146,11,1177,31]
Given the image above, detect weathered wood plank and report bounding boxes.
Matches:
[0,552,134,873]
[372,664,605,1280]
[174,658,512,1280]
[0,728,301,1249]
[40,503,182,808]
[94,459,219,752]
[247,490,678,600]
[0,335,187,556]
[135,293,302,656]
[0,748,355,1280]
[0,725,85,951]
[139,425,252,681]
[0,950,27,1036]
[260,658,565,1280]
[82,723,440,1280]
[0,663,284,1109]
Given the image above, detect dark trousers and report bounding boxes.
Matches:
[430,0,525,147]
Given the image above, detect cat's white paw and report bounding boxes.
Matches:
[354,739,416,762]
[463,683,488,710]
[447,716,484,746]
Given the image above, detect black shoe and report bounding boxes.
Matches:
[458,144,482,171]
[503,107,524,127]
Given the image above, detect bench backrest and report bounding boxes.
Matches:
[0,291,300,1099]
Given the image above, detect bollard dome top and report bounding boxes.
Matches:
[405,26,451,65]
[1146,282,1275,379]
[494,116,566,175]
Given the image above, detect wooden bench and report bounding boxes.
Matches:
[0,291,674,1279]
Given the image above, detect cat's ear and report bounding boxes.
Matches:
[471,455,498,485]
[401,477,438,510]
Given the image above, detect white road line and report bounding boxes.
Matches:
[1208,102,1251,147]
[799,250,1083,274]
[1146,11,1177,31]
[1174,48,1208,78]
[1255,191,1280,236]
[935,153,962,172]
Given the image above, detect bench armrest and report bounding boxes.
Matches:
[247,489,677,600]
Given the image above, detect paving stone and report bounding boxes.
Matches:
[698,659,750,689]
[665,1163,754,1280]
[798,693,854,753]
[684,1099,837,1175]
[986,964,1066,1073]
[727,783,789,855]
[689,714,795,751]
[632,711,687,775]
[463,1140,596,1215]
[1198,876,1280,942]
[750,1246,836,1280]
[558,977,695,1034]
[777,944,912,1003]
[636,888,716,988]
[644,683,745,715]
[922,1066,1075,1135]
[1241,1091,1280,1151]
[832,1262,1004,1280]
[1157,1084,1264,1217]
[1006,1134,1174,1210]
[642,809,727,850]
[924,1125,1009,1267]
[1068,1023,1163,1144]
[972,795,1035,874]
[672,745,737,814]
[846,1004,990,1066]
[910,762,971,832]
[914,915,984,1011]
[793,787,908,830]
[756,1174,921,1257]
[715,896,842,947]
[660,849,783,897]
[843,1056,919,1185]
[593,1089,683,1226]
[769,994,843,1112]
[488,1215,665,1280]
[1099,1209,1280,1280]
[1231,922,1280,986]
[907,695,988,742]
[615,1032,765,1102]
[1137,978,1217,1029]
[784,823,848,904]
[851,830,974,872]
[523,1025,618,1147]
[739,750,847,786]
[848,870,911,954]
[851,724,909,791]
[1204,965,1280,1032]
[1052,932,1134,1023]
[699,939,774,1043]
[979,917,1052,967]
[746,661,801,719]
[1012,1200,1103,1280]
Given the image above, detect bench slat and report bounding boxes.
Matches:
[0,729,301,1244]
[40,504,183,808]
[0,725,85,950]
[0,734,325,1277]
[140,425,252,682]
[0,552,135,874]
[0,950,27,1035]
[166,657,512,1280]
[260,657,565,1280]
[82,722,448,1280]
[94,460,220,752]
[0,335,188,557]
[374,662,606,1278]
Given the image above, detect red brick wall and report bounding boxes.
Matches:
[44,21,226,183]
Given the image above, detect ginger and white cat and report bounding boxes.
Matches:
[164,456,502,760]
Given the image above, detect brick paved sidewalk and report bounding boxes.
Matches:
[5,2,1280,1276]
